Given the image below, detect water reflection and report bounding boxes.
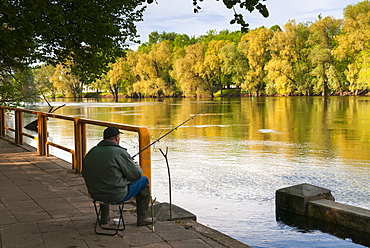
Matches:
[12,96,370,247]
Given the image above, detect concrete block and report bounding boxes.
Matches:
[307,199,370,233]
[276,183,335,215]
[153,202,196,221]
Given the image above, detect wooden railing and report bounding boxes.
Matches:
[0,106,151,182]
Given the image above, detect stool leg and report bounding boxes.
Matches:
[117,204,125,231]
[93,201,125,236]
[100,203,110,224]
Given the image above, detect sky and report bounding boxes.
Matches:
[131,0,361,48]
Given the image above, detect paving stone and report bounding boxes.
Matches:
[3,170,38,186]
[5,198,42,214]
[14,211,51,223]
[0,223,45,248]
[0,172,13,187]
[155,222,198,241]
[123,232,164,246]
[46,185,85,197]
[37,197,75,211]
[42,230,88,248]
[0,203,17,225]
[64,195,92,205]
[47,209,84,219]
[0,183,24,197]
[169,239,213,248]
[73,219,130,248]
[135,243,172,248]
[19,184,59,200]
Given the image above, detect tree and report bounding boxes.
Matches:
[204,40,232,92]
[173,34,198,48]
[0,0,145,81]
[307,16,342,96]
[173,43,207,97]
[220,43,248,89]
[199,30,243,43]
[1,0,269,103]
[51,64,83,98]
[238,27,273,96]
[265,20,312,96]
[138,31,181,52]
[133,41,175,97]
[1,0,269,76]
[266,24,295,95]
[0,68,38,105]
[333,1,370,95]
[33,64,57,98]
[90,72,110,94]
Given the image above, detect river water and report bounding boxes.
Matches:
[11,96,370,247]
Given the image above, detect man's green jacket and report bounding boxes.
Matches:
[82,140,142,203]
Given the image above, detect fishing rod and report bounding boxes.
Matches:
[131,105,211,159]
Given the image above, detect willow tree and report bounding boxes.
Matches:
[51,64,82,98]
[220,43,248,89]
[307,16,342,96]
[133,41,174,97]
[265,24,296,95]
[33,64,58,98]
[333,0,370,95]
[173,43,208,97]
[203,40,232,93]
[238,27,273,96]
[265,21,312,96]
[357,51,370,87]
[108,57,136,101]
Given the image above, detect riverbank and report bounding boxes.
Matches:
[0,136,251,248]
[63,88,370,100]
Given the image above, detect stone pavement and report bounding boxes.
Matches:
[0,137,251,248]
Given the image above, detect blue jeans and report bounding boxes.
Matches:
[118,176,149,203]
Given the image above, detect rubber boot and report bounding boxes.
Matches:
[136,185,156,226]
[100,203,110,225]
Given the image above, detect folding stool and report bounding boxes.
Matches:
[93,200,125,236]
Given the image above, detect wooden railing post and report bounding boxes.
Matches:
[0,107,5,136]
[14,109,23,144]
[74,118,82,172]
[81,122,87,158]
[138,127,151,189]
[37,112,48,155]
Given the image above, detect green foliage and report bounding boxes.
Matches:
[192,0,269,32]
[51,63,83,98]
[3,1,370,100]
[33,64,57,98]
[0,0,145,103]
[239,27,273,96]
[0,0,271,102]
[333,0,370,95]
[0,0,145,82]
[0,69,38,106]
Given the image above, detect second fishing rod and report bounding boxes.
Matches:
[131,105,211,159]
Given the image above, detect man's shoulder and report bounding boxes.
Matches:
[97,140,127,150]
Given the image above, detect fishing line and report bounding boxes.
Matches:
[131,105,211,159]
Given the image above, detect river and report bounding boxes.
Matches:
[11,96,370,248]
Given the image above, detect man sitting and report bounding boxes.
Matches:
[82,126,155,226]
